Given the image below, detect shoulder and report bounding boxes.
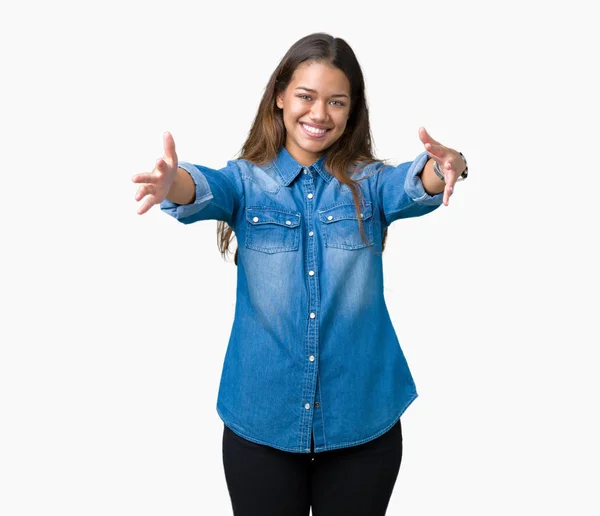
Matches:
[232,158,284,193]
[349,159,389,181]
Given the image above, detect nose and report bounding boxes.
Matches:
[310,100,328,123]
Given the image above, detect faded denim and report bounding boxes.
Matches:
[160,147,443,453]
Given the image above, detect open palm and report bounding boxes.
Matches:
[132,131,179,215]
[418,126,466,207]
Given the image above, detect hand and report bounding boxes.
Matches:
[418,126,466,207]
[132,131,179,215]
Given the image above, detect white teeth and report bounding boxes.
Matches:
[302,123,327,135]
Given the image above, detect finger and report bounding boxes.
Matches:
[132,172,158,184]
[443,160,460,184]
[163,131,178,165]
[443,183,453,206]
[134,183,155,202]
[442,163,458,207]
[137,197,156,216]
[155,157,168,172]
[424,142,450,161]
[418,126,441,147]
[155,157,177,178]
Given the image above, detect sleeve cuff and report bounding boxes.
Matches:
[159,162,214,219]
[404,151,444,206]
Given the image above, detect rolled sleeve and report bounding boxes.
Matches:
[377,151,444,226]
[404,151,445,206]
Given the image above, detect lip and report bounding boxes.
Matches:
[300,122,331,139]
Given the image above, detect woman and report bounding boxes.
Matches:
[132,32,468,516]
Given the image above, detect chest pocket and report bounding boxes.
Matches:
[245,206,301,254]
[319,202,374,250]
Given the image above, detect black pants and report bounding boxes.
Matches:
[222,419,403,516]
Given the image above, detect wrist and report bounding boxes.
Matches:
[420,158,446,195]
[433,152,468,182]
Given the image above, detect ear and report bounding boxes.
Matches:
[276,92,284,110]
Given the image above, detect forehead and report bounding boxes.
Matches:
[289,61,350,93]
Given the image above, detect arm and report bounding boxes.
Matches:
[165,167,197,205]
[376,151,444,227]
[419,158,446,196]
[159,160,244,226]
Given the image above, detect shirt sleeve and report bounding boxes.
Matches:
[159,160,244,226]
[377,151,444,226]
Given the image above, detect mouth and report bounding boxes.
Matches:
[300,122,331,139]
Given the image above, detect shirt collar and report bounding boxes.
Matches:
[272,146,332,186]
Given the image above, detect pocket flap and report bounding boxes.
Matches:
[318,202,373,224]
[246,207,301,228]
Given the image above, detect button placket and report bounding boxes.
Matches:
[301,166,319,443]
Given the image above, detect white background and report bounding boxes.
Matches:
[1,0,599,514]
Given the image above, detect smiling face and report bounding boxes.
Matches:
[276,61,351,166]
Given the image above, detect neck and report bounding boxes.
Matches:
[285,144,323,167]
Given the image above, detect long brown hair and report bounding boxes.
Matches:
[217,32,389,265]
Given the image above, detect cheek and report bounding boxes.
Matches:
[285,101,305,120]
[334,114,349,133]
[282,109,298,131]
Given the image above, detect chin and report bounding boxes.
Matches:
[301,141,329,154]
[299,130,338,147]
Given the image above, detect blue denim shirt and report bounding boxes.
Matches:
[160,147,444,453]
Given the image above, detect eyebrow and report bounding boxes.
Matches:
[295,86,349,99]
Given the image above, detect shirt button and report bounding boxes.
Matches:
[314,402,321,408]
[327,215,333,221]
[303,168,308,174]
[308,270,314,276]
[253,216,259,222]
[360,213,364,218]
[307,193,313,199]
[309,231,314,237]
[285,220,291,225]
[309,355,315,362]
[305,403,310,410]
[310,312,316,319]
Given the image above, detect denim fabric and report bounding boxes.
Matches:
[160,147,443,453]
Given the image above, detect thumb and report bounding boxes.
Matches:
[418,126,439,146]
[163,131,178,165]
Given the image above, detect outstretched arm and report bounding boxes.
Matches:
[132,131,244,225]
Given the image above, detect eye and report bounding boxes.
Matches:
[330,100,345,107]
[298,94,312,101]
